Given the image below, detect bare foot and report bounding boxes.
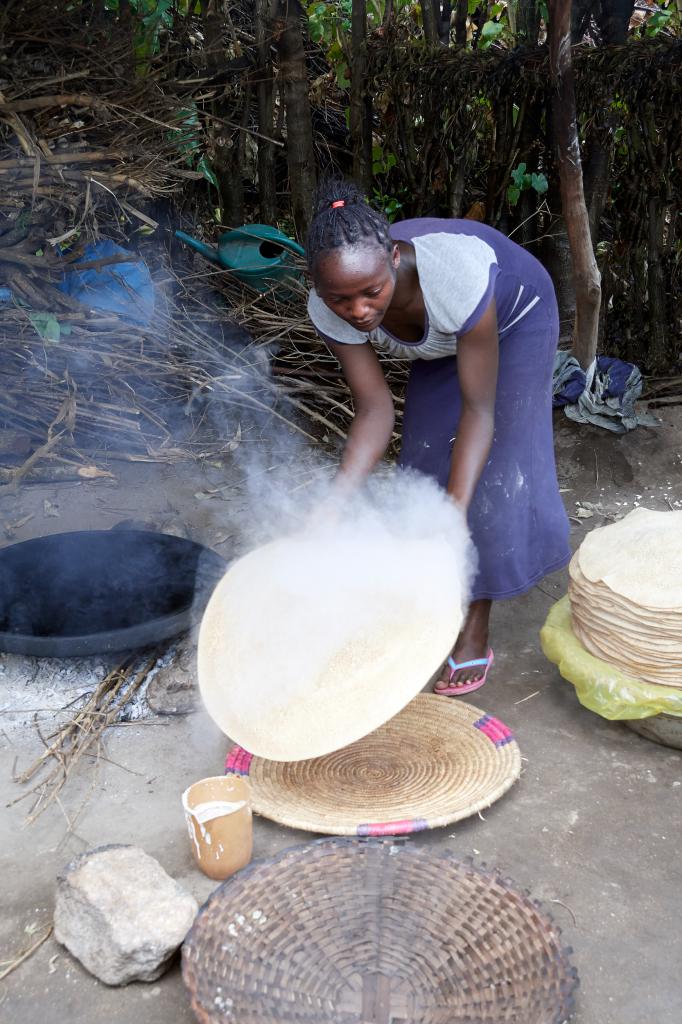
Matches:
[434,599,492,691]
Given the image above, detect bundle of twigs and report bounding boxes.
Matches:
[643,375,682,408]
[0,239,412,477]
[10,652,159,826]
[0,5,379,465]
[0,5,209,311]
[206,262,408,441]
[0,277,340,475]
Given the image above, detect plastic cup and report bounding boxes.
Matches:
[182,774,253,881]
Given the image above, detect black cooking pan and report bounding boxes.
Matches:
[0,529,228,657]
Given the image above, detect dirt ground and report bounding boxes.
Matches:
[1,409,681,1024]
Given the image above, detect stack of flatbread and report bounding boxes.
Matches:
[568,507,682,688]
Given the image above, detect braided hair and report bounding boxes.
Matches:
[306,177,392,274]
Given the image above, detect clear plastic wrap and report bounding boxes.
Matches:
[540,597,682,720]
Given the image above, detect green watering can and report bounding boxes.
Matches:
[175,223,305,294]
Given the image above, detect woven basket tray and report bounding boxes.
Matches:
[225,694,521,835]
[183,838,579,1024]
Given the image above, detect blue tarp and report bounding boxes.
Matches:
[58,240,154,324]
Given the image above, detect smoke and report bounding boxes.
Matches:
[225,399,476,614]
[191,319,477,607]
[270,465,479,671]
[197,466,477,759]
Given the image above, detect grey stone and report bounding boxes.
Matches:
[146,636,198,716]
[54,844,198,986]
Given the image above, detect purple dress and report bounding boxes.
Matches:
[308,218,571,601]
[394,219,569,600]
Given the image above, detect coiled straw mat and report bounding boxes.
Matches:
[224,694,521,836]
[182,838,579,1024]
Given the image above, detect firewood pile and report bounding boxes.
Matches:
[0,5,233,472]
[0,4,407,480]
[0,1,207,304]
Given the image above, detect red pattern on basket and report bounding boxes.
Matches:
[356,818,429,837]
[473,714,514,748]
[225,746,253,776]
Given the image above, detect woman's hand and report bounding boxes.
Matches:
[447,299,499,511]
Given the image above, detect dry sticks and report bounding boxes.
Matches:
[10,653,159,826]
[0,7,411,468]
[1,269,407,467]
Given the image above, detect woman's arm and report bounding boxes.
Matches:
[328,340,395,492]
[447,299,499,511]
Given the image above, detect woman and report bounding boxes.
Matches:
[306,179,570,694]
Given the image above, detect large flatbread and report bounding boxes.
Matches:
[576,507,682,609]
[198,536,465,761]
[568,509,682,688]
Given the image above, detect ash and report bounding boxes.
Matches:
[0,642,180,732]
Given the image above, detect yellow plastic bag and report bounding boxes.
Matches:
[540,596,682,721]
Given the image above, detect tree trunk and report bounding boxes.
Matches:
[572,0,594,41]
[382,0,394,29]
[628,247,648,366]
[202,0,224,76]
[89,0,106,26]
[573,0,634,42]
[420,0,438,45]
[118,0,135,69]
[579,0,633,342]
[202,1,243,225]
[276,0,317,240]
[644,110,669,372]
[582,130,611,245]
[453,0,468,45]
[517,0,541,44]
[350,0,372,192]
[256,0,279,224]
[515,95,545,248]
[596,0,635,43]
[447,156,467,217]
[541,97,577,342]
[437,2,453,44]
[548,0,601,369]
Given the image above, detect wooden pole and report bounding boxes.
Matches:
[256,0,279,224]
[350,0,372,192]
[548,0,601,369]
[276,0,317,240]
[420,0,438,44]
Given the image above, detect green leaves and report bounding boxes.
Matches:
[28,313,71,345]
[372,144,397,176]
[307,2,350,87]
[480,20,504,46]
[371,188,403,222]
[307,2,331,43]
[507,163,548,206]
[645,9,673,37]
[531,173,548,194]
[510,162,528,188]
[172,106,218,188]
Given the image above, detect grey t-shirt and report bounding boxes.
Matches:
[308,222,541,361]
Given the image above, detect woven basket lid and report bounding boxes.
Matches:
[198,536,466,761]
[224,694,521,835]
[182,838,579,1024]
